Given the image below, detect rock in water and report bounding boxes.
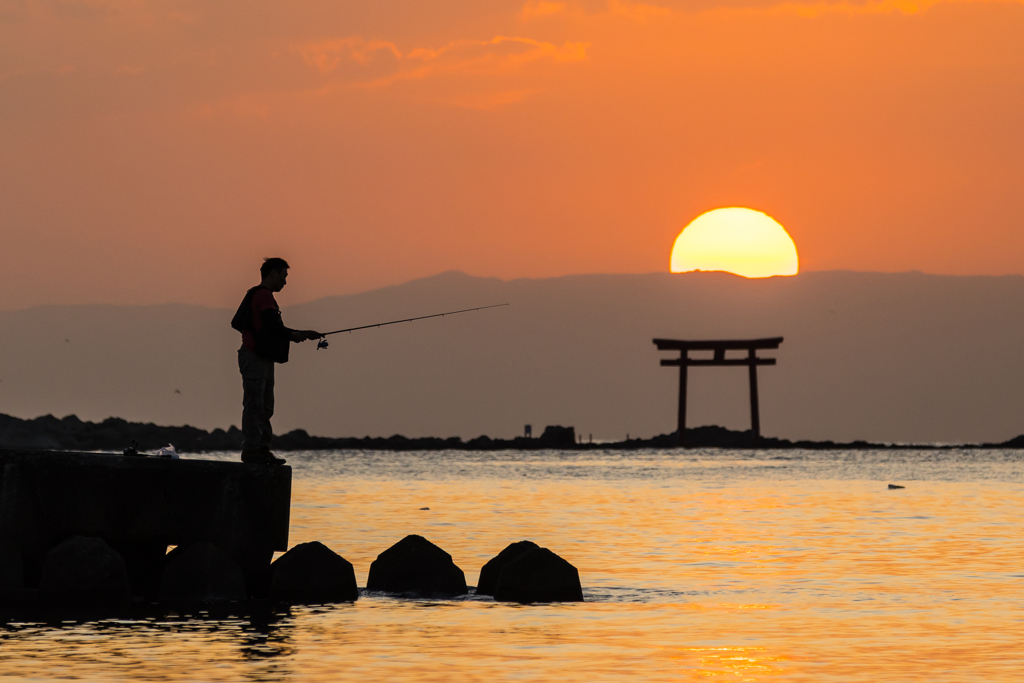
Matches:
[270,541,358,603]
[39,536,130,608]
[538,425,576,448]
[366,535,467,598]
[476,540,540,596]
[0,538,24,591]
[159,542,247,603]
[110,540,168,599]
[493,546,583,603]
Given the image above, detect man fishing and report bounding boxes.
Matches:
[231,258,321,465]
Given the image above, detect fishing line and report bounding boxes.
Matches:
[315,303,508,350]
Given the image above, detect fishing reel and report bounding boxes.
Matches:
[316,337,329,350]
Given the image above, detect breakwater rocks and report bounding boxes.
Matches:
[39,536,131,610]
[478,540,584,603]
[367,535,468,598]
[365,535,583,603]
[2,532,584,617]
[270,541,359,603]
[0,413,585,453]
[8,412,1015,453]
[159,542,248,603]
[1,534,584,616]
[0,413,241,453]
[0,448,290,617]
[0,449,583,618]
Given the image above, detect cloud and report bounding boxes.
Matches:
[704,0,1009,17]
[703,0,918,16]
[297,34,589,92]
[520,0,1023,20]
[405,35,588,69]
[299,37,402,74]
[770,0,927,15]
[521,0,674,21]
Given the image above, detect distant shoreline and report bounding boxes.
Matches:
[2,413,1023,454]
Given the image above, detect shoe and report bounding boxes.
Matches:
[240,449,263,463]
[240,449,287,466]
[260,448,287,465]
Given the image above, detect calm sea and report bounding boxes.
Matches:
[1,448,1022,682]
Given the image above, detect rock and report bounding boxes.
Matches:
[159,542,247,603]
[0,537,24,590]
[476,540,540,596]
[39,536,131,608]
[493,546,583,603]
[109,540,168,599]
[0,588,37,608]
[0,537,35,610]
[366,535,467,598]
[206,476,279,600]
[270,541,358,603]
[538,425,576,448]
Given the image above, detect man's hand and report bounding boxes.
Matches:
[291,330,323,343]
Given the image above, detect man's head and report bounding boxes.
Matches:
[260,257,290,292]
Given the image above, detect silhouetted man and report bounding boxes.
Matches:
[231,258,321,465]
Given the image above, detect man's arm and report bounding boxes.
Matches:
[259,309,320,343]
[290,329,322,342]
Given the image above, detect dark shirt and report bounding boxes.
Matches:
[231,285,291,363]
[241,288,279,353]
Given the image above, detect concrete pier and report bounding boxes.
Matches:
[0,449,291,598]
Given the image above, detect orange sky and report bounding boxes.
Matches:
[2,0,1022,308]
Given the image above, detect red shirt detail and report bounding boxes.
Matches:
[241,288,279,352]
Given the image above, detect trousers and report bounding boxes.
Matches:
[238,346,275,451]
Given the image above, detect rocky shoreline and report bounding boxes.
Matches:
[2,412,1022,454]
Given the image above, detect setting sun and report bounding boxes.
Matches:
[670,208,799,278]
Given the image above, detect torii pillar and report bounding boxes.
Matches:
[653,337,783,447]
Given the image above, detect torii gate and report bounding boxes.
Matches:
[653,337,783,447]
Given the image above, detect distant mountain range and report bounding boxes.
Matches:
[1,270,1023,444]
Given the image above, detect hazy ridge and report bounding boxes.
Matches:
[1,270,1023,444]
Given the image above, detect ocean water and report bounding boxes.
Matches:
[1,448,1022,682]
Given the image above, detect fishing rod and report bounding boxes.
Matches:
[315,303,509,350]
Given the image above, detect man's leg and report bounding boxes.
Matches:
[239,347,270,453]
[239,347,284,465]
[259,363,275,450]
